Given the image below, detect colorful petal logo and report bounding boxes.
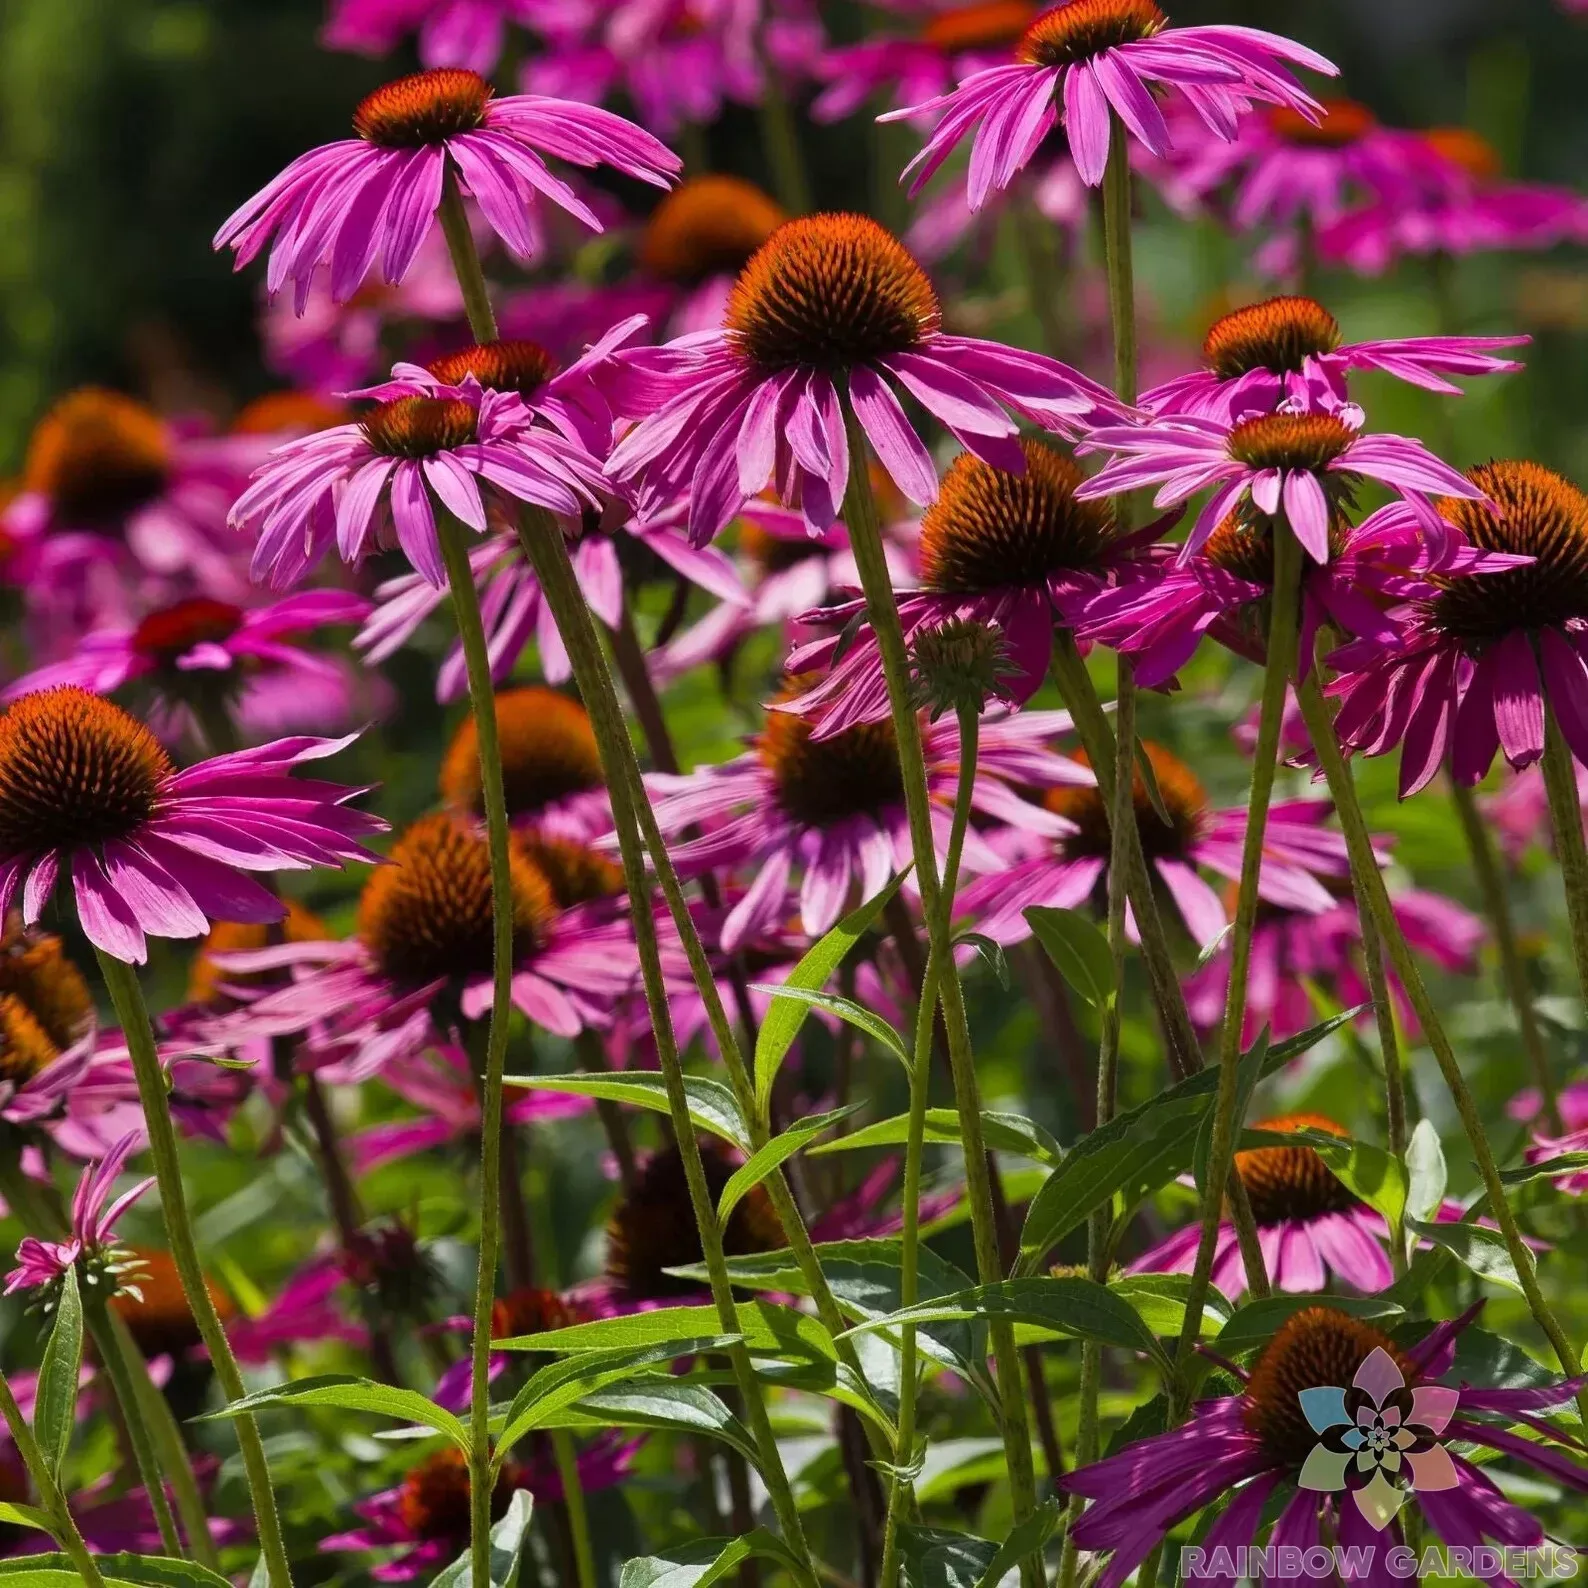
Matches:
[1296,1347,1460,1529]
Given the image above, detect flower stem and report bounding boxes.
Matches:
[514,507,819,1581]
[837,403,1041,1585]
[1013,195,1068,359]
[92,948,293,1587]
[1541,706,1588,1018]
[878,700,979,1588]
[435,511,517,1588]
[550,1430,598,1588]
[756,49,811,215]
[1294,675,1588,1419]
[1351,886,1410,1277]
[1451,778,1559,1130]
[0,1367,105,1587]
[85,1301,182,1556]
[438,169,499,342]
[1100,115,1136,406]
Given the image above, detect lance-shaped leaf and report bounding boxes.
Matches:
[1108,1273,1233,1340]
[34,1265,83,1481]
[1215,1294,1405,1360]
[502,1073,748,1150]
[752,986,909,1069]
[0,1556,233,1588]
[810,1109,1062,1167]
[564,1382,761,1470]
[621,1531,804,1588]
[431,1491,534,1588]
[496,1301,834,1362]
[1405,1119,1448,1220]
[717,1106,861,1222]
[1025,907,1114,1008]
[202,1376,469,1449]
[1406,1218,1525,1292]
[898,1500,1061,1588]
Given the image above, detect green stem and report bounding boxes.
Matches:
[93,949,293,1587]
[1012,196,1068,359]
[1172,524,1304,1377]
[1294,676,1588,1419]
[1541,706,1588,1018]
[438,169,499,342]
[879,701,978,1588]
[1100,114,1136,406]
[85,1302,182,1556]
[756,55,811,215]
[1451,778,1559,1130]
[0,1367,105,1587]
[514,508,819,1581]
[837,405,1041,1586]
[1352,885,1410,1278]
[550,1430,598,1588]
[435,512,517,1588]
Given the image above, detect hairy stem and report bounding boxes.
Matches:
[438,170,499,342]
[550,1430,598,1588]
[1541,708,1588,1020]
[0,1367,105,1587]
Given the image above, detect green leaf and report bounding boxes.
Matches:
[431,1491,534,1588]
[569,1382,761,1470]
[810,1108,1063,1167]
[1405,1119,1448,1221]
[897,1501,1061,1588]
[1108,1273,1233,1340]
[34,1265,82,1481]
[1238,1125,1408,1226]
[755,869,909,1115]
[620,1532,802,1588]
[1024,907,1114,1008]
[1193,1031,1269,1199]
[1267,1007,1369,1065]
[843,1278,1169,1377]
[1406,1218,1524,1292]
[718,1106,860,1222]
[1392,1322,1557,1392]
[0,1556,232,1588]
[496,1301,834,1362]
[1194,924,1234,972]
[973,1499,1063,1588]
[1499,1151,1588,1187]
[955,933,1011,990]
[502,1073,748,1150]
[201,1376,469,1449]
[0,1505,51,1535]
[751,985,910,1068]
[1214,1294,1405,1359]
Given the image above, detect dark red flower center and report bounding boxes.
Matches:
[428,341,560,398]
[1202,507,1349,585]
[1243,1307,1414,1466]
[491,1286,585,1339]
[440,686,605,822]
[397,1448,520,1542]
[1429,460,1588,643]
[641,176,788,285]
[1269,99,1376,149]
[132,599,246,665]
[360,396,479,458]
[1016,0,1166,67]
[1234,1113,1360,1224]
[232,392,348,435]
[23,388,170,525]
[725,214,941,373]
[353,68,492,148]
[111,1247,233,1359]
[1047,740,1208,861]
[0,996,59,1086]
[759,677,905,827]
[920,440,1119,593]
[0,918,93,1052]
[0,688,172,856]
[1227,412,1355,475]
[518,834,624,910]
[922,0,1038,52]
[1425,127,1501,182]
[1202,297,1344,382]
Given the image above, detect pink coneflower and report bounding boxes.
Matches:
[1185,888,1483,1050]
[955,741,1353,950]
[783,439,1145,735]
[1482,760,1588,866]
[1063,1303,1587,1588]
[1141,296,1527,424]
[1076,500,1529,689]
[4,1134,152,1298]
[323,0,545,74]
[206,813,635,1079]
[605,212,1122,544]
[215,67,680,310]
[0,688,382,964]
[885,0,1335,199]
[1329,460,1588,795]
[1075,407,1484,566]
[228,378,606,590]
[1511,1082,1588,1196]
[644,691,1084,950]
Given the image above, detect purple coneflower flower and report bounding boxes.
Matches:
[1328,460,1588,794]
[955,741,1352,950]
[229,377,606,591]
[1062,1302,1588,1588]
[214,66,680,310]
[884,0,1335,199]
[1075,500,1529,689]
[644,692,1084,950]
[1511,1082,1588,1196]
[323,0,543,74]
[206,813,635,1079]
[0,687,382,964]
[1141,295,1527,425]
[784,439,1148,734]
[1076,406,1484,566]
[4,1134,153,1297]
[604,212,1122,544]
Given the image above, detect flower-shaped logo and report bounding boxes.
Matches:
[1297,1347,1460,1528]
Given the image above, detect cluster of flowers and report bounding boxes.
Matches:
[0,0,1586,1581]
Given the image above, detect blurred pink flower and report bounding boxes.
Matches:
[323,0,556,73]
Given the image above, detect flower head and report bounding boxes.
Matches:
[0,688,382,963]
[885,0,1335,201]
[215,67,680,310]
[605,212,1121,544]
[110,1246,234,1360]
[1329,460,1588,793]
[323,0,543,74]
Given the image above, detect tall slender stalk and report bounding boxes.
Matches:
[878,698,978,1588]
[836,408,1041,1585]
[1451,778,1559,1129]
[0,1367,105,1587]
[93,949,294,1587]
[755,50,811,215]
[1294,676,1588,1419]
[550,1429,598,1588]
[1541,708,1588,1015]
[1351,887,1410,1278]
[438,172,499,341]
